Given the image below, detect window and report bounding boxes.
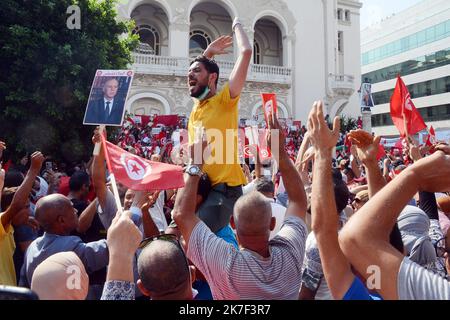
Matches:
[362,48,450,84]
[133,25,160,55]
[362,20,450,65]
[337,9,343,20]
[189,30,212,57]
[253,40,261,64]
[372,104,450,127]
[338,31,344,53]
[371,76,450,105]
[345,10,351,22]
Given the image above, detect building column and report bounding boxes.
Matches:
[169,22,190,57]
[362,109,372,133]
[283,34,295,67]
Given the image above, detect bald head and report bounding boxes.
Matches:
[137,240,190,297]
[233,191,272,236]
[35,194,78,234]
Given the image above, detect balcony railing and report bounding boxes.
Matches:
[328,74,355,91]
[132,53,292,84]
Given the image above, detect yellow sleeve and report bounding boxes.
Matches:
[219,82,240,109]
[0,217,13,238]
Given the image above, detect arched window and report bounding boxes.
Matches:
[189,30,212,57]
[133,25,160,55]
[253,40,261,64]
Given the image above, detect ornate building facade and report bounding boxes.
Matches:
[116,0,362,124]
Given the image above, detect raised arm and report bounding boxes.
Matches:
[268,113,307,220]
[102,210,142,300]
[339,146,450,299]
[76,198,99,234]
[1,152,44,228]
[172,138,208,247]
[308,101,354,299]
[91,128,109,211]
[348,130,385,198]
[228,19,252,99]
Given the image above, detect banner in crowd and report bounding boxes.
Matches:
[390,75,426,137]
[83,69,134,126]
[261,93,278,125]
[426,126,436,146]
[359,82,374,110]
[101,135,185,191]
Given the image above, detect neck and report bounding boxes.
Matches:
[239,235,271,258]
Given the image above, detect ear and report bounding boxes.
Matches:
[137,279,152,297]
[189,265,196,284]
[269,216,276,231]
[230,215,236,230]
[208,73,217,87]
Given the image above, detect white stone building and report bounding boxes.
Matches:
[361,0,450,139]
[116,0,363,124]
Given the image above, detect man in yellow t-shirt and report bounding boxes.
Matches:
[186,18,252,234]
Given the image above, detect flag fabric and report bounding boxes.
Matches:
[261,93,278,126]
[376,143,385,161]
[426,126,436,147]
[101,135,184,191]
[390,75,426,137]
[153,115,179,127]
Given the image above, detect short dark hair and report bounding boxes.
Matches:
[190,55,220,86]
[69,171,90,192]
[255,177,275,194]
[4,170,24,188]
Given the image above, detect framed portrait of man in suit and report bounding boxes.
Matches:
[83,70,134,126]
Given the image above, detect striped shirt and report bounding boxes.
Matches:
[187,216,308,300]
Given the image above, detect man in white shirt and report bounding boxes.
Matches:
[254,177,286,240]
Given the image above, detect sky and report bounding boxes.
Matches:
[360,0,425,30]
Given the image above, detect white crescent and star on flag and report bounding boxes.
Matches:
[120,153,152,181]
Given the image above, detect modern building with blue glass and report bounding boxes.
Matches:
[361,0,450,140]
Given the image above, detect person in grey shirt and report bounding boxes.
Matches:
[339,144,450,300]
[19,194,108,288]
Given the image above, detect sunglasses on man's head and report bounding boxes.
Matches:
[139,233,180,249]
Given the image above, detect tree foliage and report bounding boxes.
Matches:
[0,0,138,163]
[339,114,358,134]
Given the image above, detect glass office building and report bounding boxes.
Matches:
[361,0,450,137]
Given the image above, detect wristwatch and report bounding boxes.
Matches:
[185,164,202,177]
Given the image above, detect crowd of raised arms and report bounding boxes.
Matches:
[0,18,449,300]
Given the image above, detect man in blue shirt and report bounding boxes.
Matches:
[19,194,109,288]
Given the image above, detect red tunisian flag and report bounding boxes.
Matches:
[426,126,436,147]
[390,75,426,137]
[101,135,185,191]
[261,93,278,126]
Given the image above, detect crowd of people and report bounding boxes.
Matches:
[1,18,450,301]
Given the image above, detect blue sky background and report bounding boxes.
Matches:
[360,0,425,30]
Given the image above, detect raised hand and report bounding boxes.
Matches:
[29,152,45,174]
[0,141,5,159]
[203,35,233,59]
[307,101,340,151]
[107,211,142,258]
[347,129,381,165]
[92,126,106,144]
[140,191,161,214]
[266,111,287,162]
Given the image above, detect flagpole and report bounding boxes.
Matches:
[100,134,123,215]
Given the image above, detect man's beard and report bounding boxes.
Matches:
[190,85,208,98]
